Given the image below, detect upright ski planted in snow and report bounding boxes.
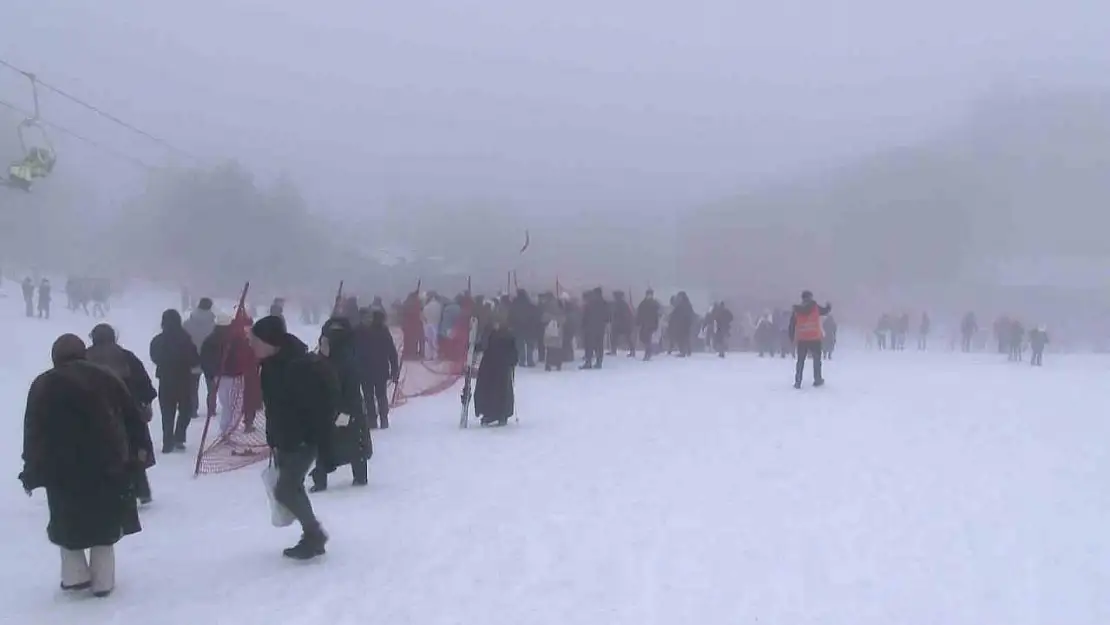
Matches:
[459,315,480,428]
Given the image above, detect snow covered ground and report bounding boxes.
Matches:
[3,289,1110,625]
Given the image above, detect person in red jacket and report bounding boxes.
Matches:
[788,290,832,389]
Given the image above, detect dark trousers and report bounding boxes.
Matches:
[715,330,728,357]
[274,446,321,532]
[311,459,367,489]
[635,328,654,358]
[609,330,632,354]
[361,378,390,427]
[158,378,196,448]
[675,333,692,357]
[795,340,824,386]
[1031,348,1044,366]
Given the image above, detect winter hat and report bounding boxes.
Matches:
[52,333,87,366]
[89,323,117,346]
[801,290,814,302]
[197,297,214,311]
[251,315,287,347]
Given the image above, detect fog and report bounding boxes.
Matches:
[2,0,1109,310]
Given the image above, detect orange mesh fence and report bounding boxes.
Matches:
[195,323,468,476]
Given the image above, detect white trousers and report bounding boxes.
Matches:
[424,323,439,360]
[61,545,114,594]
[217,375,242,436]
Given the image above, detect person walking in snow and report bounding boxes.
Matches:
[1029,325,1049,366]
[20,334,153,597]
[200,313,255,437]
[184,297,217,418]
[822,314,838,360]
[311,316,371,492]
[634,290,661,360]
[354,308,399,429]
[149,309,201,453]
[22,276,35,317]
[250,315,335,559]
[38,278,52,319]
[86,323,158,504]
[789,290,832,389]
[475,319,518,426]
[423,293,444,361]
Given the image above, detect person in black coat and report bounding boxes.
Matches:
[311,316,371,492]
[354,308,399,429]
[21,334,153,597]
[608,291,634,356]
[581,288,609,369]
[86,323,158,504]
[250,315,335,560]
[508,289,539,367]
[669,292,695,357]
[475,321,517,426]
[709,302,734,358]
[634,290,661,360]
[149,309,201,453]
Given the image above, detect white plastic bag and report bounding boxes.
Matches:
[261,464,295,528]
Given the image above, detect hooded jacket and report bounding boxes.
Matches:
[149,309,201,381]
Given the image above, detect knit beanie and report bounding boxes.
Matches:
[251,315,287,347]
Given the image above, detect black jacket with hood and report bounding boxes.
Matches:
[149,309,200,382]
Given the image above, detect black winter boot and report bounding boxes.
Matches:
[283,528,328,560]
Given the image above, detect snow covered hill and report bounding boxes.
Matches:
[3,290,1109,625]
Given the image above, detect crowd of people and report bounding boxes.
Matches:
[867,310,1051,366]
[52,278,1086,598]
[18,275,113,320]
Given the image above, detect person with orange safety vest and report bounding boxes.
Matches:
[788,290,832,389]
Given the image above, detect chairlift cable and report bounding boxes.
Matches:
[0,97,154,170]
[0,57,196,161]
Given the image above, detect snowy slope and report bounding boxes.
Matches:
[3,291,1110,625]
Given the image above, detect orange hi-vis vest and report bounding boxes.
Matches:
[794,306,824,342]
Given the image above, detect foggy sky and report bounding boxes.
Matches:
[3,0,1110,215]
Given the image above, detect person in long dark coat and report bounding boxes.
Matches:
[86,323,158,504]
[580,288,609,369]
[20,334,153,597]
[475,321,517,426]
[634,290,661,360]
[311,316,370,491]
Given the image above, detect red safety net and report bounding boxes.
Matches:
[195,313,470,476]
